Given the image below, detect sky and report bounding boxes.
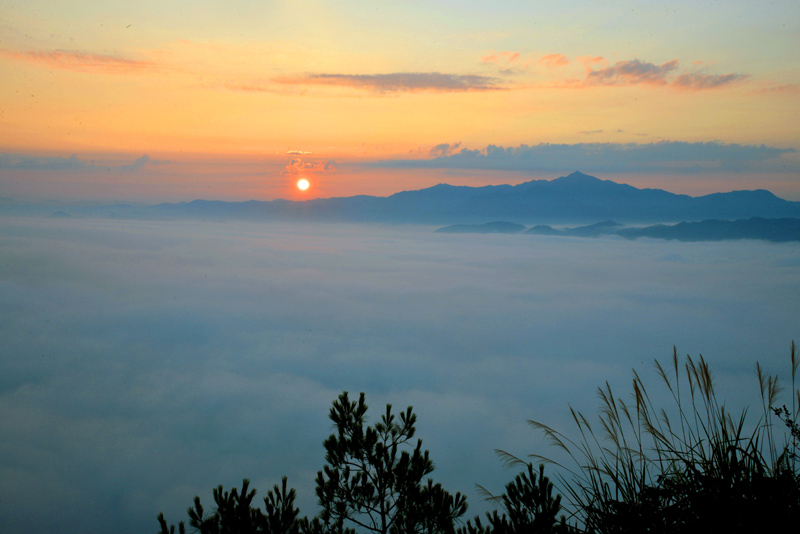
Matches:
[1,218,799,534]
[1,0,799,201]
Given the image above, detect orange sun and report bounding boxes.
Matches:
[297,178,310,191]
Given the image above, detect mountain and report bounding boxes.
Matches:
[444,172,800,223]
[170,171,800,223]
[523,220,623,237]
[617,217,800,242]
[436,217,800,242]
[4,172,800,224]
[526,224,561,236]
[562,220,623,237]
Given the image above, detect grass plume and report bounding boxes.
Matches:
[525,344,800,532]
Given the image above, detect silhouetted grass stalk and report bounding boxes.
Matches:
[519,344,800,530]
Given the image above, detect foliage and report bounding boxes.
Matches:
[458,463,571,534]
[157,477,302,534]
[157,513,186,534]
[526,343,800,533]
[158,392,467,534]
[315,391,468,534]
[158,344,800,534]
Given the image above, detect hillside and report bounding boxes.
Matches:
[4,172,800,224]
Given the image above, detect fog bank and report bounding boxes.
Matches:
[1,217,798,533]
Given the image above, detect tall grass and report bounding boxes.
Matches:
[514,344,800,533]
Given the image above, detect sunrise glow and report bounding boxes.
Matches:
[0,1,797,202]
[3,4,800,534]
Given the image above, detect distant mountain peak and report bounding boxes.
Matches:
[566,171,596,179]
[563,171,600,180]
[550,171,607,187]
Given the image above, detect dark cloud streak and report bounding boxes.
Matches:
[672,72,751,90]
[375,141,795,173]
[281,158,336,175]
[582,58,749,91]
[585,59,679,86]
[275,72,505,93]
[1,49,155,73]
[0,153,164,172]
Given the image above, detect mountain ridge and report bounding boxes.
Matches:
[3,171,799,224]
[438,217,800,243]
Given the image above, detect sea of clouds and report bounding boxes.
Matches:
[1,217,798,533]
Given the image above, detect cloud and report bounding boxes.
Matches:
[220,81,274,93]
[118,155,155,171]
[671,72,751,90]
[0,153,88,171]
[480,51,520,64]
[537,54,569,68]
[579,58,750,91]
[374,141,796,173]
[0,49,155,74]
[0,153,163,171]
[1,218,797,534]
[578,56,607,67]
[754,83,800,95]
[281,158,336,175]
[585,59,680,86]
[274,72,505,93]
[480,51,569,74]
[429,143,461,157]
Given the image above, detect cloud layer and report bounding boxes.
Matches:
[275,72,505,93]
[1,218,798,534]
[538,53,570,68]
[581,58,749,90]
[281,158,336,175]
[377,141,795,173]
[1,49,154,73]
[1,46,761,96]
[0,153,161,172]
[585,59,680,86]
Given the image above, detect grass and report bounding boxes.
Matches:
[511,343,800,533]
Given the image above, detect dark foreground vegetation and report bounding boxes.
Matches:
[159,343,800,534]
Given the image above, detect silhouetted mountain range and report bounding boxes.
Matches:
[617,217,800,242]
[3,172,800,224]
[437,217,800,243]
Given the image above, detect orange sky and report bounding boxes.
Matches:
[1,1,798,201]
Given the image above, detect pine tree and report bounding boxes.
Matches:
[314,391,468,534]
[157,477,303,534]
[458,464,570,534]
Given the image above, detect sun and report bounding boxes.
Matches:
[297,178,310,191]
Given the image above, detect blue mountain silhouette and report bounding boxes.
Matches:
[5,171,799,224]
